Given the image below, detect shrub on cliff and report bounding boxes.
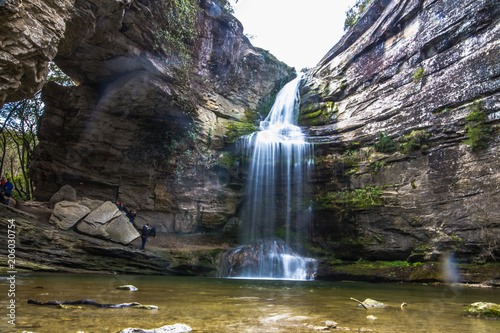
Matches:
[465,101,492,150]
[374,132,396,153]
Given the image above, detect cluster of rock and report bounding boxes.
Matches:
[49,185,139,244]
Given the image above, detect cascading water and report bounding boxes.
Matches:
[221,74,317,280]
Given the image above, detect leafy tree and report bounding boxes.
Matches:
[0,63,74,200]
[0,91,42,200]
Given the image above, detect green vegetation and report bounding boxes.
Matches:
[464,100,492,150]
[226,121,258,143]
[152,0,199,81]
[462,302,500,319]
[0,63,74,200]
[320,185,385,211]
[299,101,338,126]
[399,130,430,154]
[344,0,373,30]
[373,130,431,155]
[374,132,396,153]
[216,151,239,169]
[216,0,234,14]
[412,67,426,83]
[370,160,386,174]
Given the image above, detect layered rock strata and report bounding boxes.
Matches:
[0,0,74,104]
[300,0,500,263]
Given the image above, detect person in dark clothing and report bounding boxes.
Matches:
[141,223,156,250]
[126,210,137,226]
[0,191,7,205]
[3,178,13,197]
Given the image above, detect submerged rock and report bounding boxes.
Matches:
[359,299,388,309]
[461,302,500,320]
[119,323,192,333]
[116,285,138,291]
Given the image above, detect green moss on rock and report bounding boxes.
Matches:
[462,302,500,320]
[299,101,338,126]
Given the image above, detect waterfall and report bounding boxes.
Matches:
[221,74,317,280]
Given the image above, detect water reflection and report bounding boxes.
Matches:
[0,273,498,332]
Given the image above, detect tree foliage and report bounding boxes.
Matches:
[0,63,74,200]
[152,0,199,65]
[344,0,373,30]
[0,92,42,200]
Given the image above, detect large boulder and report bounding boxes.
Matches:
[76,201,139,244]
[48,185,77,208]
[49,200,91,230]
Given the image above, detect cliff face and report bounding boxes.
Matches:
[19,0,294,232]
[300,0,500,263]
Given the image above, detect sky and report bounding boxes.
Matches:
[230,0,359,70]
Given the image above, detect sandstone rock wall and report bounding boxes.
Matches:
[22,0,293,233]
[300,0,500,262]
[0,0,74,105]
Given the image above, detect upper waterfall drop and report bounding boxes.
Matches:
[221,74,317,280]
[241,73,314,243]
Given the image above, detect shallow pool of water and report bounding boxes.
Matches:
[1,273,499,332]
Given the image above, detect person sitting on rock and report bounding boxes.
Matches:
[126,210,137,226]
[141,223,156,250]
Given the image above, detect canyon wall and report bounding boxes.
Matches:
[300,0,500,264]
[11,0,294,233]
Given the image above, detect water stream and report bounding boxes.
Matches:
[224,74,317,279]
[2,273,498,333]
